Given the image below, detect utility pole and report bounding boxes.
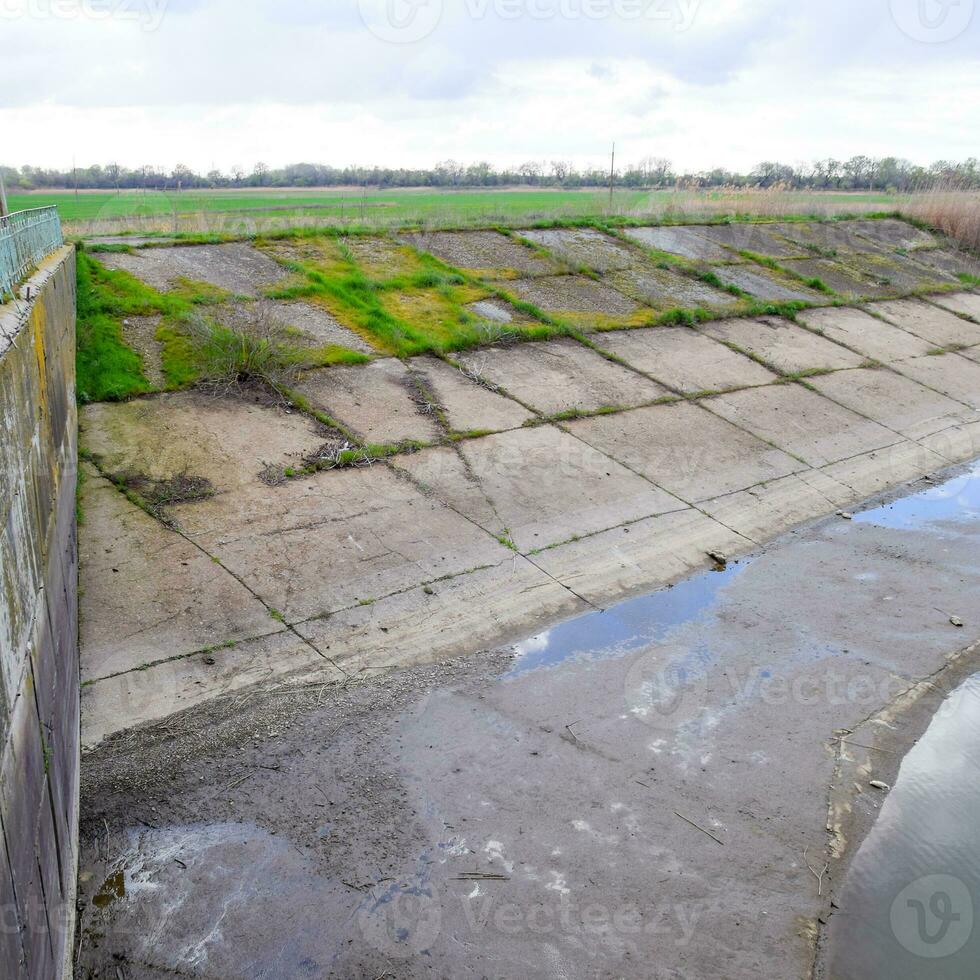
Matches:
[608,142,616,212]
[0,168,9,217]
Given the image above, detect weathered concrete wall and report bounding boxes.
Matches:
[0,247,79,979]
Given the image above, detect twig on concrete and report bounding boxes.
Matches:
[673,811,724,846]
[804,846,830,897]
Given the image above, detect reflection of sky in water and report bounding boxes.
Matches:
[507,561,748,677]
[854,463,980,531]
[830,675,980,980]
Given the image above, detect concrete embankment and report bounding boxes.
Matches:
[0,247,79,979]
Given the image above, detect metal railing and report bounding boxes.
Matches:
[0,207,64,301]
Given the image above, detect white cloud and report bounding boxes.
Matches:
[1,0,978,171]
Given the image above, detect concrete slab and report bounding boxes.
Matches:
[520,228,636,272]
[870,298,980,347]
[82,630,333,749]
[79,468,280,684]
[809,367,975,439]
[893,353,980,409]
[456,338,667,415]
[700,316,865,374]
[566,401,803,502]
[592,326,777,394]
[410,357,534,432]
[80,392,327,493]
[97,244,287,296]
[961,346,980,365]
[706,384,901,466]
[693,223,807,258]
[295,359,443,445]
[796,307,932,362]
[822,440,948,501]
[176,464,511,622]
[909,249,980,280]
[847,219,938,251]
[531,508,753,606]
[606,266,740,313]
[344,236,430,281]
[400,231,560,278]
[621,226,739,262]
[296,559,583,672]
[490,275,641,324]
[934,291,980,320]
[782,258,886,300]
[920,420,980,463]
[844,253,954,293]
[700,471,856,542]
[119,314,165,388]
[396,426,684,552]
[215,300,378,354]
[710,265,824,303]
[767,221,877,254]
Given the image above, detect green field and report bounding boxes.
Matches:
[8,186,901,232]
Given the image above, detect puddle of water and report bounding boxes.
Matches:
[828,674,980,979]
[92,869,126,908]
[854,463,980,531]
[507,560,747,677]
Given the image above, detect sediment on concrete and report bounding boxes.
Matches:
[0,247,79,979]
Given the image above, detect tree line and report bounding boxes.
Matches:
[4,156,979,193]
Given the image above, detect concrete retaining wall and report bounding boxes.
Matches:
[0,247,79,979]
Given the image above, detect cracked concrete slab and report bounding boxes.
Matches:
[606,266,740,312]
[531,508,752,606]
[410,356,534,432]
[396,426,684,552]
[822,440,949,500]
[80,391,327,493]
[519,228,637,272]
[400,230,561,278]
[295,359,444,445]
[808,367,976,440]
[79,465,281,685]
[920,420,980,463]
[844,252,955,293]
[456,338,668,415]
[933,291,980,320]
[97,243,288,296]
[295,558,584,673]
[706,384,901,466]
[869,298,980,348]
[174,463,511,623]
[82,630,333,749]
[621,225,739,262]
[490,275,641,324]
[700,316,865,374]
[710,265,824,303]
[594,325,778,394]
[767,221,877,254]
[796,307,932,363]
[565,400,803,502]
[910,249,980,279]
[892,352,980,409]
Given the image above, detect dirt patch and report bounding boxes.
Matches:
[119,314,165,388]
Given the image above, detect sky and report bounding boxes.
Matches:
[1,0,978,174]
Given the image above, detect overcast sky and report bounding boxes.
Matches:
[2,0,978,173]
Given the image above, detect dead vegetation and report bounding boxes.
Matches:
[111,471,215,524]
[900,189,980,254]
